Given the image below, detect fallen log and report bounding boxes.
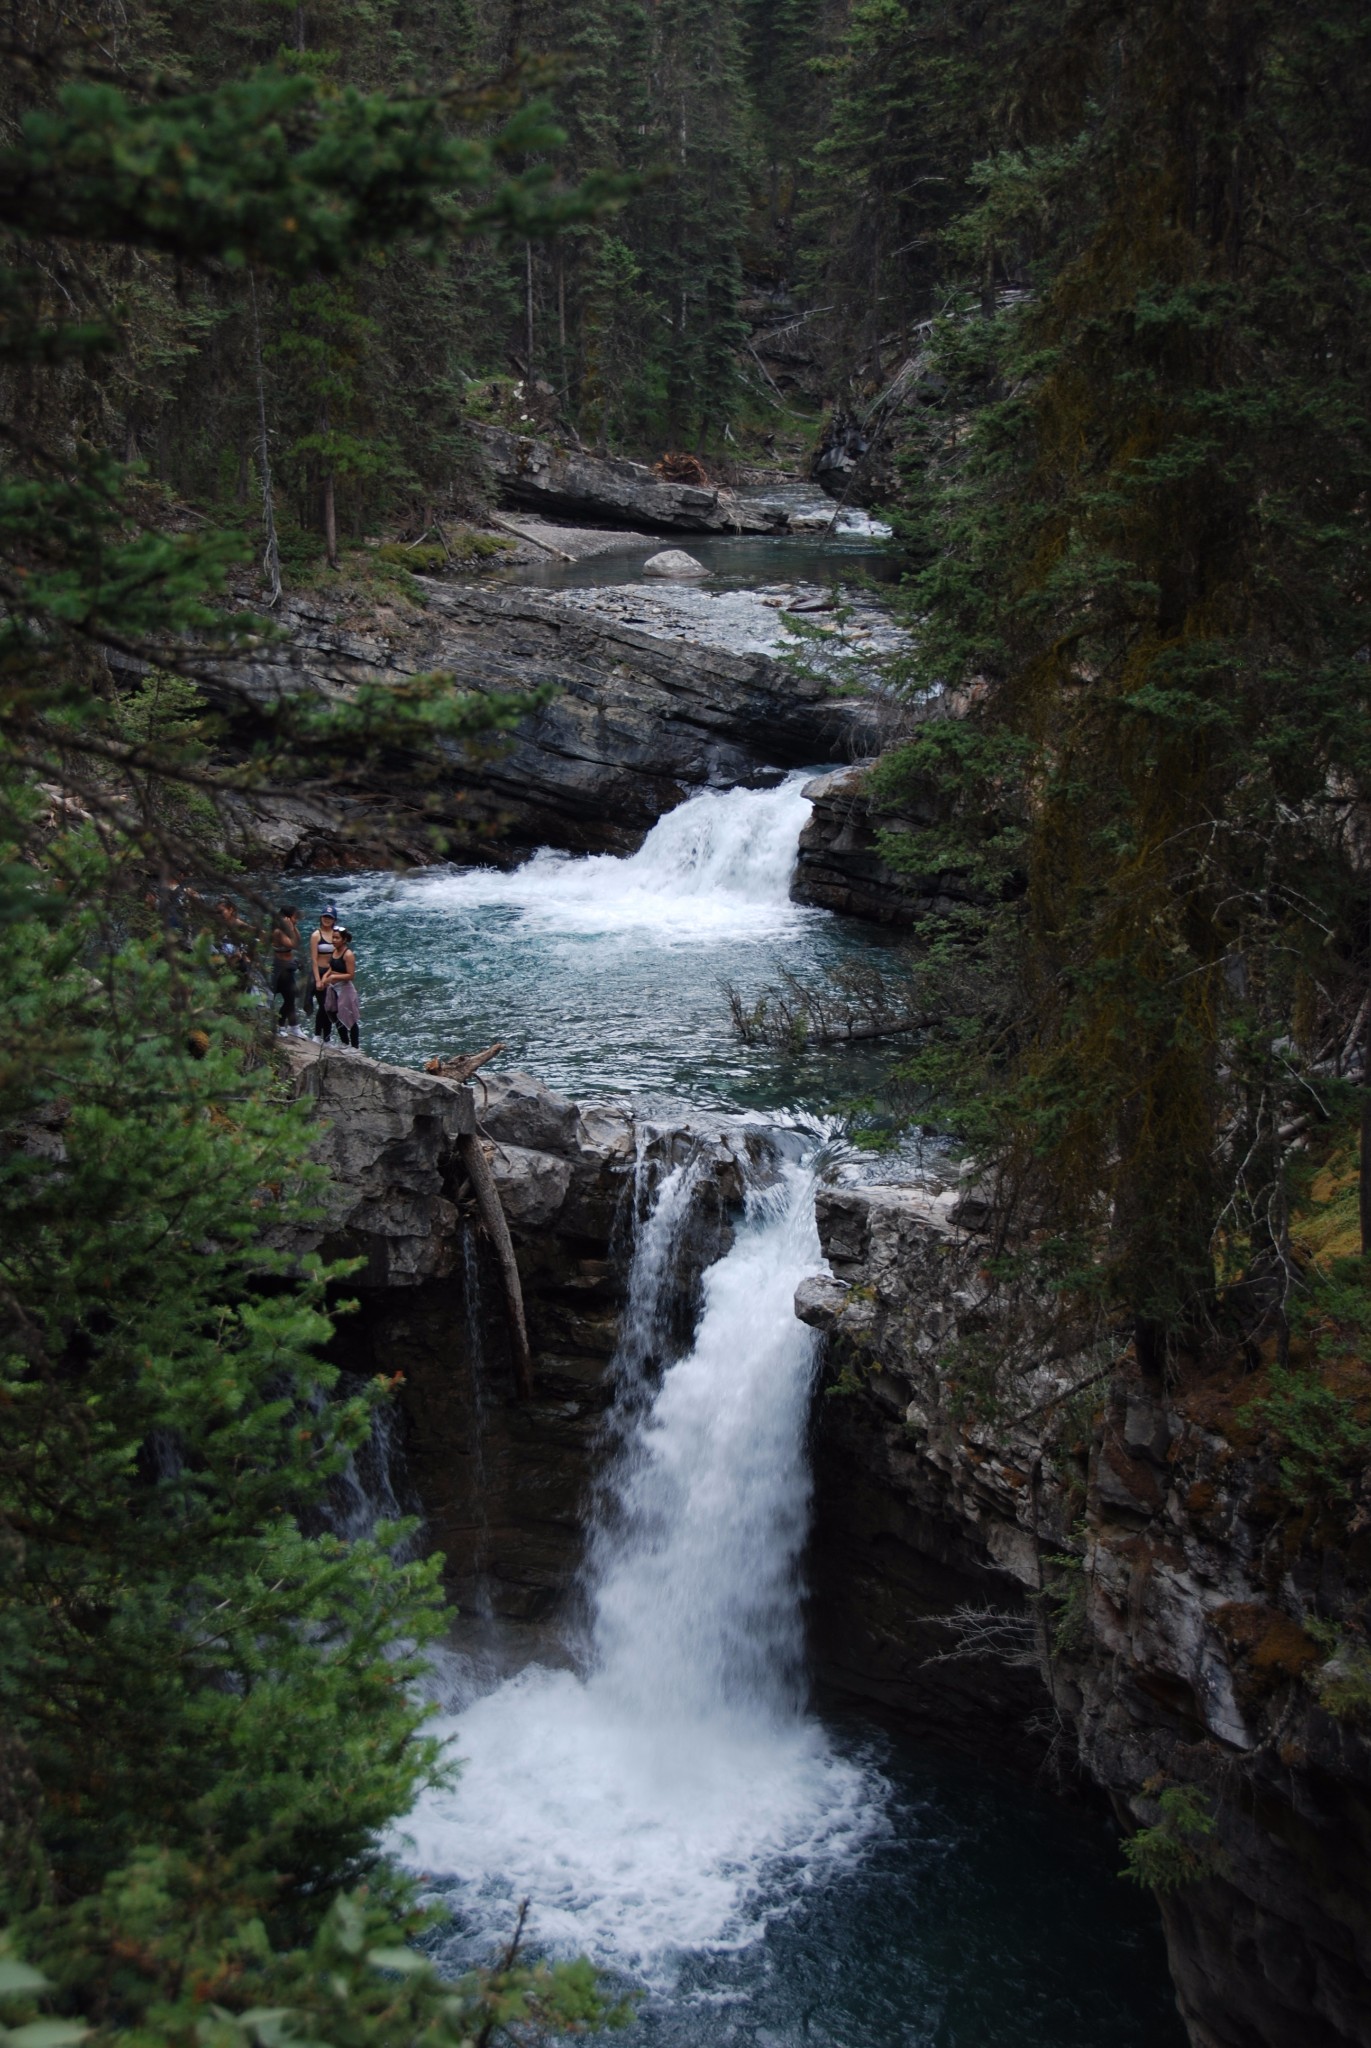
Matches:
[458,1131,534,1401]
[425,1042,505,1082]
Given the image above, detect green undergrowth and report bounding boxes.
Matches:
[1232,1111,1371,1514]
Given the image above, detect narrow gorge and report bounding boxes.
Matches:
[258,511,1368,2048]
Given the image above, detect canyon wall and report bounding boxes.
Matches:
[798,1181,1371,2048]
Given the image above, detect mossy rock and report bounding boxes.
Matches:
[450,531,515,563]
[376,541,448,573]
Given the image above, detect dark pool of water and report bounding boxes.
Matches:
[428,1710,1183,2048]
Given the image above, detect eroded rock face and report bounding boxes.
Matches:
[800,1181,1371,2048]
[468,422,786,534]
[791,762,989,926]
[218,585,884,868]
[281,1044,748,1622]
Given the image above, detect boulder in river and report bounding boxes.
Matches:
[643,548,708,578]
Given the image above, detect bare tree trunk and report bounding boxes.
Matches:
[524,241,535,382]
[458,1134,534,1399]
[553,253,565,370]
[247,272,282,606]
[294,4,305,51]
[320,397,338,568]
[1362,901,1371,1256]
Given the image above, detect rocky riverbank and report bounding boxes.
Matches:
[799,1181,1371,2048]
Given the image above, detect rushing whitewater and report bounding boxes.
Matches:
[387,773,817,940]
[396,1152,884,1977]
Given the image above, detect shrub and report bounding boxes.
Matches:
[1121,1787,1223,1893]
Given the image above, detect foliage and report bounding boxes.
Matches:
[1305,1624,1371,1727]
[1120,1787,1222,1894]
[0,14,619,2035]
[1241,1367,1371,1510]
[1042,1553,1090,1659]
[1,1889,624,2048]
[860,0,1371,1371]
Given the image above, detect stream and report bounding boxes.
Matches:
[328,509,1186,2047]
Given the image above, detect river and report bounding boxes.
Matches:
[323,508,1186,2048]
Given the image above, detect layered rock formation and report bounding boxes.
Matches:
[791,760,987,926]
[219,583,884,867]
[798,1182,1371,2048]
[467,422,787,534]
[281,1043,745,1620]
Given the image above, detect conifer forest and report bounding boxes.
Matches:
[3,5,1371,2047]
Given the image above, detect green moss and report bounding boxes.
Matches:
[376,540,449,573]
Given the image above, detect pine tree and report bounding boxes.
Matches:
[874,0,1371,1369]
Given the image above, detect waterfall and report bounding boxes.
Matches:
[587,1160,819,1724]
[395,1145,884,1978]
[328,1398,414,1555]
[390,773,817,941]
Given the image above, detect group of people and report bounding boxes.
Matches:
[270,905,362,1050]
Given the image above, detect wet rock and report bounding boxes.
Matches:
[792,1273,853,1332]
[643,548,708,578]
[276,1039,476,1286]
[467,422,781,534]
[791,762,994,927]
[469,1070,585,1155]
[481,1141,574,1230]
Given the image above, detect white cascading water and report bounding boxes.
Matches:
[397,772,816,940]
[395,1148,883,1978]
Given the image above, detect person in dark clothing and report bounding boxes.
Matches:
[271,905,301,1033]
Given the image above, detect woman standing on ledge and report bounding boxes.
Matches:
[324,927,360,1050]
[309,907,337,1040]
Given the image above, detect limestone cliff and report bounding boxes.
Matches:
[798,1182,1371,2048]
[214,584,885,869]
[280,1043,744,1620]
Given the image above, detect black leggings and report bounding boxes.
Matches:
[314,988,358,1047]
[271,959,297,1027]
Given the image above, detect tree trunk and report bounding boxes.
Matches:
[247,272,282,606]
[322,474,338,568]
[320,396,338,568]
[1362,903,1371,1256]
[524,241,535,382]
[458,1134,534,1400]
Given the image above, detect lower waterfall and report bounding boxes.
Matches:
[396,1149,885,1978]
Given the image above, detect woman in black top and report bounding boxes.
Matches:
[271,905,300,1033]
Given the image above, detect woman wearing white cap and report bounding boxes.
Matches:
[308,906,338,1041]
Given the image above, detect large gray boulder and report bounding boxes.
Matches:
[642,548,707,577]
